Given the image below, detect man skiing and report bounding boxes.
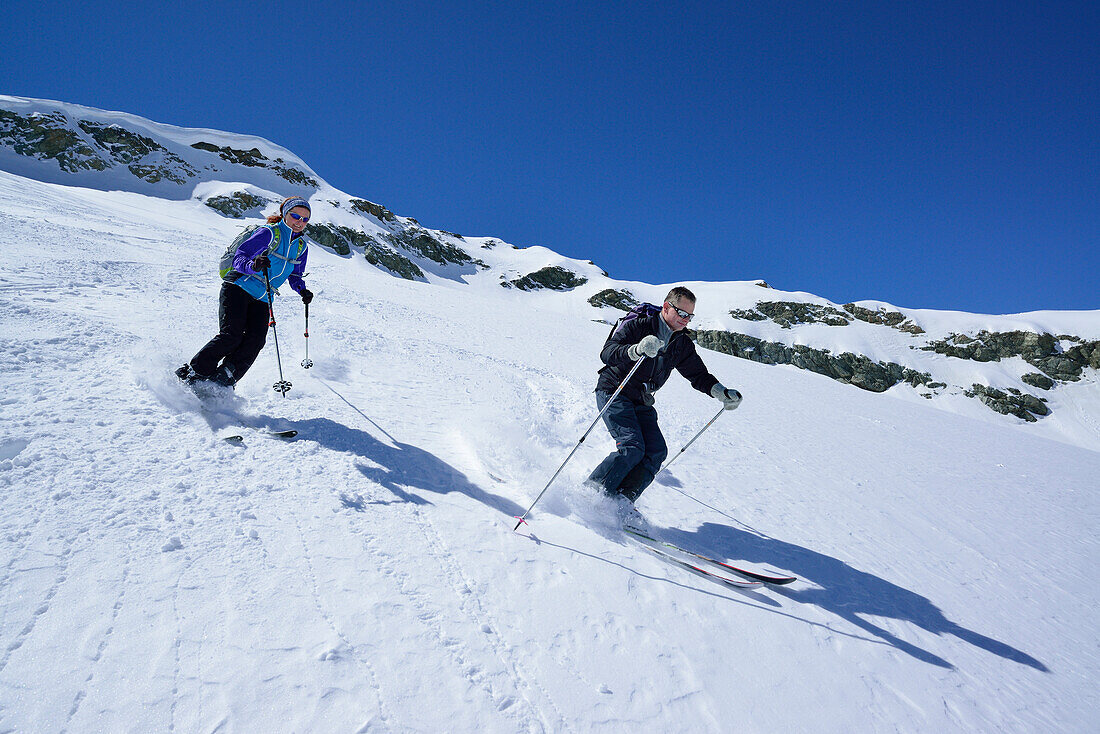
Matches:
[587,287,742,521]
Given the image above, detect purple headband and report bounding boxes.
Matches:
[281,197,311,217]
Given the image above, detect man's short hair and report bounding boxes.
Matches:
[665,286,696,306]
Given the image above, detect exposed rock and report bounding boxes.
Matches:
[1,109,109,172]
[507,266,589,292]
[922,330,1100,382]
[307,223,424,279]
[303,223,352,257]
[190,141,317,187]
[965,384,1050,422]
[349,198,397,223]
[729,308,768,321]
[694,330,931,393]
[751,301,851,328]
[387,229,480,267]
[1021,373,1055,390]
[77,121,197,184]
[844,303,925,335]
[203,191,269,218]
[588,289,639,311]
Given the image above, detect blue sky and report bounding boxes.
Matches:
[7,1,1098,313]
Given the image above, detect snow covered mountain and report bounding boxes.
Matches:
[1,96,1098,732]
[4,95,1097,447]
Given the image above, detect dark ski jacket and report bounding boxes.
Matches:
[596,312,719,405]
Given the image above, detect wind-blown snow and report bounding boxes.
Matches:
[1,168,1098,732]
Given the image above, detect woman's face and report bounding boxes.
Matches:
[284,206,310,234]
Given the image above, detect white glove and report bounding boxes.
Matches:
[711,383,743,410]
[627,335,662,361]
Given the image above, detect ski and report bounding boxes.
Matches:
[625,528,797,585]
[223,429,298,442]
[631,538,763,589]
[267,429,298,438]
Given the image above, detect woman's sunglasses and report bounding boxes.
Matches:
[287,212,310,223]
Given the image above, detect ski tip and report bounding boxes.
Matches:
[224,435,245,443]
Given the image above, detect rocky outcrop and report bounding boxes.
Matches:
[694,330,932,393]
[307,223,424,279]
[303,223,353,257]
[78,121,196,184]
[729,301,849,328]
[588,288,639,310]
[1,109,196,184]
[843,303,925,334]
[692,320,1099,422]
[921,331,1100,382]
[1,109,109,172]
[1021,373,1055,390]
[729,300,925,334]
[506,266,589,292]
[190,141,317,188]
[965,385,1050,422]
[203,191,270,218]
[728,300,927,334]
[729,308,768,321]
[386,229,483,268]
[350,198,398,223]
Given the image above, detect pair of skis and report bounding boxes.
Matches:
[624,528,796,588]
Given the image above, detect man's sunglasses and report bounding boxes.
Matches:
[288,212,310,223]
[665,302,694,321]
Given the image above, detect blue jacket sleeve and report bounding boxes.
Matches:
[232,227,275,275]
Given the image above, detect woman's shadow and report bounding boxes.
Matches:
[662,521,1048,672]
[283,412,525,518]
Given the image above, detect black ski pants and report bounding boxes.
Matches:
[587,389,668,502]
[189,283,270,380]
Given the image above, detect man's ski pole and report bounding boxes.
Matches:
[513,356,648,531]
[301,301,313,369]
[263,267,292,396]
[652,405,725,483]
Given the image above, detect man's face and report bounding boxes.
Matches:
[662,298,695,332]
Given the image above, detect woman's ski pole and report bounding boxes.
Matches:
[301,301,313,369]
[263,268,292,396]
[513,356,648,531]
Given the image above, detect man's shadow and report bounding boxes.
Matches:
[285,414,525,518]
[663,522,1049,672]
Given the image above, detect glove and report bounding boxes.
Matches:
[627,335,662,361]
[300,288,314,305]
[251,254,271,272]
[711,383,743,411]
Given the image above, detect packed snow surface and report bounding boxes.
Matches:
[1,170,1098,732]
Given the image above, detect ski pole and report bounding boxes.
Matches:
[513,356,648,531]
[651,405,725,483]
[301,301,313,369]
[263,267,292,397]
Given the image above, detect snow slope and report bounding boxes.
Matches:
[1,168,1098,732]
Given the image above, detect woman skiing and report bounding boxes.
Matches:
[176,196,314,388]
